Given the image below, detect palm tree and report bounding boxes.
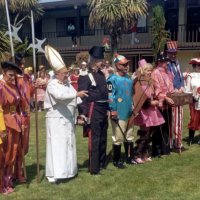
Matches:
[0,30,10,60]
[88,0,148,54]
[0,0,43,60]
[151,5,170,60]
[0,0,43,26]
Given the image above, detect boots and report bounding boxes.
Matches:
[124,142,137,164]
[188,129,195,146]
[113,145,125,169]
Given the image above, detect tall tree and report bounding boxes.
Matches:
[0,30,10,60]
[0,0,43,26]
[0,0,43,60]
[151,5,170,60]
[88,0,148,54]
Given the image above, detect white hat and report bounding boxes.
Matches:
[81,61,87,65]
[45,45,66,72]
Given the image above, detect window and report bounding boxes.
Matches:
[166,0,179,8]
[137,15,147,33]
[80,16,94,36]
[56,18,66,37]
[187,0,200,7]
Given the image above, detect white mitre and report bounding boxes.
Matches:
[45,45,66,71]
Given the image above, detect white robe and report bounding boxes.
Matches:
[44,79,78,179]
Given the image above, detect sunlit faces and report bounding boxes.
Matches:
[116,62,130,73]
[3,69,17,84]
[158,61,168,69]
[55,68,69,83]
[167,52,177,61]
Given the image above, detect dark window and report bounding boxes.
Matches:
[80,16,94,36]
[166,0,179,8]
[56,18,67,37]
[187,0,200,7]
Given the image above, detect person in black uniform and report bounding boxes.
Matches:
[78,46,109,175]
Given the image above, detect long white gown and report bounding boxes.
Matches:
[44,79,78,179]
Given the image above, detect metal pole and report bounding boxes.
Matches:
[4,0,15,61]
[31,10,40,183]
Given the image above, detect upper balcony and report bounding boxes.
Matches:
[22,24,200,54]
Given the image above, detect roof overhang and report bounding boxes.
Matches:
[39,0,87,9]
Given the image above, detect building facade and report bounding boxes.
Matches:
[23,0,200,71]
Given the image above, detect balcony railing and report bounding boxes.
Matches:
[22,24,200,51]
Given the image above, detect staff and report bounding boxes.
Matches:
[31,10,40,183]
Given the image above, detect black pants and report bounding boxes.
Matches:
[152,108,172,156]
[89,102,108,174]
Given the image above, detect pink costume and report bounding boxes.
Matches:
[134,80,165,127]
[36,77,48,102]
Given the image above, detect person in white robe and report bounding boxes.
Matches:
[44,45,88,183]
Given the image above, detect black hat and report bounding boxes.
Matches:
[157,52,169,62]
[1,61,22,75]
[15,52,25,63]
[89,46,105,59]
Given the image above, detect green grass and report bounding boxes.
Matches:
[2,106,200,200]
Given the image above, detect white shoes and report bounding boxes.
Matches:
[47,177,57,183]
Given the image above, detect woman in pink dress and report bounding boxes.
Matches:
[134,60,165,163]
[35,71,48,111]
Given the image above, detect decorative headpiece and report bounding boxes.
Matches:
[189,58,200,65]
[45,45,66,72]
[166,41,178,53]
[114,54,129,64]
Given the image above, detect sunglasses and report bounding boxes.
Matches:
[121,62,129,67]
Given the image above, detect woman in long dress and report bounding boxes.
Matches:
[185,58,200,145]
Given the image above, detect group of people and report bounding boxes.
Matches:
[43,42,200,184]
[0,42,200,193]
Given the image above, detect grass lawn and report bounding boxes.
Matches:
[1,106,200,200]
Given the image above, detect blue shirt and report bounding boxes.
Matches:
[107,73,133,120]
[167,60,184,89]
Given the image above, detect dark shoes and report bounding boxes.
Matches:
[113,160,126,169]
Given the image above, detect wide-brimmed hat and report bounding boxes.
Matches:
[45,45,67,72]
[166,41,178,53]
[114,54,130,65]
[89,46,105,59]
[1,61,22,75]
[189,58,200,65]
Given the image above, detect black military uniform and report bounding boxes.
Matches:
[78,46,109,175]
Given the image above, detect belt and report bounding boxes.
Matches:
[96,100,107,103]
[3,105,17,114]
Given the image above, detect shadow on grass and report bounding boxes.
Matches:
[183,134,200,145]
[24,164,45,187]
[78,149,113,171]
